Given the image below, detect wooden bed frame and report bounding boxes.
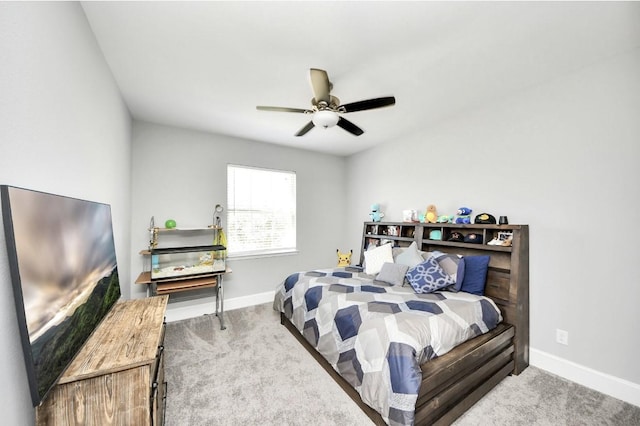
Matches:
[280,222,529,425]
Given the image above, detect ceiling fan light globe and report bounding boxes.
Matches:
[312,110,339,129]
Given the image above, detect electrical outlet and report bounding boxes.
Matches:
[556,329,569,345]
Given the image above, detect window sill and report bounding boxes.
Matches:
[227,250,299,261]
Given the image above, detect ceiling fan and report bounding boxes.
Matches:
[256,68,396,137]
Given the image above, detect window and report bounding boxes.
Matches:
[226,164,296,257]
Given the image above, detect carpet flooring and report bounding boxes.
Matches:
[163,303,640,425]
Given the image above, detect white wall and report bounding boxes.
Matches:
[346,48,640,401]
[0,3,131,423]
[130,121,347,317]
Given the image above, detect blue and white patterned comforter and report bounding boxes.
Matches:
[273,268,502,426]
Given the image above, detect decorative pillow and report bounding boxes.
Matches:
[460,255,490,295]
[363,243,394,275]
[421,251,435,260]
[433,252,466,292]
[392,246,404,259]
[406,256,455,294]
[394,241,424,268]
[376,262,409,286]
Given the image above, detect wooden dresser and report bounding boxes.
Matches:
[36,296,168,426]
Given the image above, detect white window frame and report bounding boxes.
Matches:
[226,164,297,258]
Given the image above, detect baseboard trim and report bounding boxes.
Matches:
[530,348,640,408]
[165,290,276,323]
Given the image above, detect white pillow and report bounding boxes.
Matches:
[364,243,394,275]
[395,241,424,268]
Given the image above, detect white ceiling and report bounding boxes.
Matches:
[81,2,640,156]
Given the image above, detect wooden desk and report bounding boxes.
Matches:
[136,268,231,330]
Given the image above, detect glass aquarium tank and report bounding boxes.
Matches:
[150,245,226,280]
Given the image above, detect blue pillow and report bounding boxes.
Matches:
[406,256,455,294]
[460,255,490,295]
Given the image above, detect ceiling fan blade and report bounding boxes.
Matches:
[257,106,310,113]
[295,121,315,136]
[341,96,396,113]
[336,117,364,136]
[309,68,331,104]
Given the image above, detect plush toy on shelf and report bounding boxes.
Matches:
[425,204,438,223]
[369,204,385,222]
[337,249,353,267]
[437,215,454,223]
[454,207,472,224]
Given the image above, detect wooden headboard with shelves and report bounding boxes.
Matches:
[360,221,530,374]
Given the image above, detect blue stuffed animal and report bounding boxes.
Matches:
[369,204,385,222]
[454,207,472,224]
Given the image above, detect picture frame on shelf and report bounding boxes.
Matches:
[402,209,418,222]
[498,231,513,242]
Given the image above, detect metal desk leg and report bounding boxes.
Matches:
[216,274,226,330]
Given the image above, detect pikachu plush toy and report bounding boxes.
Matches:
[337,249,353,267]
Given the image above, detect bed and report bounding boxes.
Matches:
[274,222,529,425]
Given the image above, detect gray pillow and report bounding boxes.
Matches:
[394,242,424,268]
[432,252,466,291]
[376,262,409,286]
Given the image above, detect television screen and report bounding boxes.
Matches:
[0,185,121,406]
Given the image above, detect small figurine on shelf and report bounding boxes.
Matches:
[149,216,159,249]
[369,204,385,222]
[437,215,454,223]
[454,207,472,224]
[213,204,227,260]
[425,205,438,223]
[337,249,353,267]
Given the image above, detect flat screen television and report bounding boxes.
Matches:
[0,185,121,406]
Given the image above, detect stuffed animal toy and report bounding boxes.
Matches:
[337,249,352,267]
[454,207,472,224]
[425,205,438,223]
[437,215,454,223]
[369,204,385,222]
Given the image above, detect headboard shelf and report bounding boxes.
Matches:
[424,240,512,252]
[360,222,523,264]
